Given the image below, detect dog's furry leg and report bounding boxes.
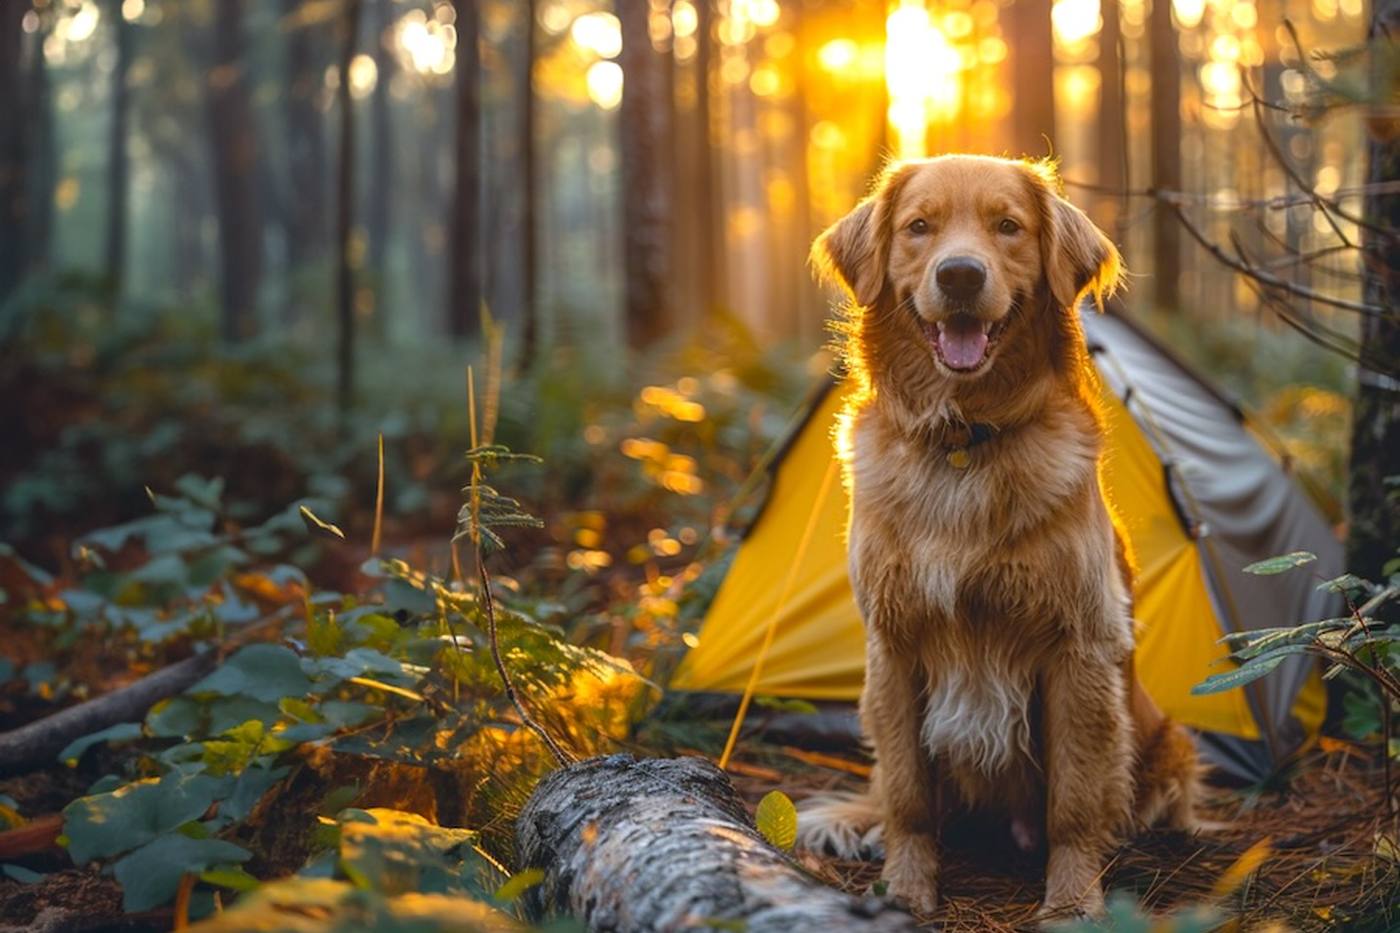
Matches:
[861,641,942,915]
[1133,717,1203,832]
[1038,650,1134,921]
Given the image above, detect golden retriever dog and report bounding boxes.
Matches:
[794,155,1200,921]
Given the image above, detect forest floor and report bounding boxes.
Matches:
[716,738,1398,932]
[1,725,1396,932]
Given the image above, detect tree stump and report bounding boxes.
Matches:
[515,754,918,932]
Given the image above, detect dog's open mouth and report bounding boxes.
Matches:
[921,313,1010,372]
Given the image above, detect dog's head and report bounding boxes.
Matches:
[813,155,1121,380]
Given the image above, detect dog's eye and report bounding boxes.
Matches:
[997,218,1021,235]
[907,218,929,235]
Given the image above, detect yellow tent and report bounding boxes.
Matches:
[673,308,1341,779]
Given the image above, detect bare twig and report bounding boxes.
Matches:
[371,431,384,556]
[0,609,290,776]
[1172,203,1388,316]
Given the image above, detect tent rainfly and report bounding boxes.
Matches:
[672,306,1344,782]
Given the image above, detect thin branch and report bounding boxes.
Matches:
[1063,176,1400,211]
[1246,81,1357,248]
[1227,233,1376,350]
[1246,71,1400,245]
[1173,203,1389,315]
[1242,277,1371,368]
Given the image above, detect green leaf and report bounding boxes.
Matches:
[191,644,314,703]
[1191,649,1307,696]
[318,784,362,817]
[755,696,820,715]
[207,695,284,734]
[222,765,290,823]
[129,553,189,586]
[494,867,545,902]
[200,864,261,892]
[1243,551,1316,575]
[113,834,251,912]
[58,722,143,767]
[755,790,797,851]
[383,576,437,616]
[299,505,346,542]
[63,772,233,864]
[2,864,45,884]
[337,808,482,898]
[1316,573,1370,595]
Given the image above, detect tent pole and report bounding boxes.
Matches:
[718,456,841,771]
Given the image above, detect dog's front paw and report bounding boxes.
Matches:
[1034,896,1105,931]
[881,833,939,915]
[1036,881,1105,928]
[1039,846,1106,927]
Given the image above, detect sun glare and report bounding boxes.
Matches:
[396,9,457,78]
[885,1,963,158]
[572,12,623,60]
[1052,0,1101,46]
[587,59,624,110]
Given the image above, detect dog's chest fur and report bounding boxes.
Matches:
[845,401,1128,800]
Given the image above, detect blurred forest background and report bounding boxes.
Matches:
[0,0,1379,567]
[2,5,1399,926]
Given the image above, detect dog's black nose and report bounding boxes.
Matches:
[936,257,987,301]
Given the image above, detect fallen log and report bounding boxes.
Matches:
[515,754,918,932]
[0,613,291,778]
[0,653,215,778]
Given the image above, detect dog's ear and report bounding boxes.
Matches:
[1029,164,1123,311]
[810,165,906,307]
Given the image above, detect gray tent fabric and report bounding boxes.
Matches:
[1084,308,1345,779]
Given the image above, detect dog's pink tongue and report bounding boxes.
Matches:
[938,320,989,370]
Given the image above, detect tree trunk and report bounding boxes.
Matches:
[25,15,53,280]
[366,0,395,329]
[618,1,672,349]
[516,755,919,932]
[1095,0,1126,239]
[694,0,720,320]
[105,0,133,300]
[1148,0,1181,310]
[518,0,540,367]
[448,0,481,339]
[335,0,362,416]
[0,0,27,305]
[206,0,263,342]
[282,0,329,321]
[1346,0,1400,604]
[1005,0,1055,158]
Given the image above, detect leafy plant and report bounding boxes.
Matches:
[1193,548,1400,815]
[20,460,646,920]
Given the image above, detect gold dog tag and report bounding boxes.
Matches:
[946,448,971,469]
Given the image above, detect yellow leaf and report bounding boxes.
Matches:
[755,790,797,852]
[1211,837,1272,898]
[494,868,545,902]
[0,804,25,830]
